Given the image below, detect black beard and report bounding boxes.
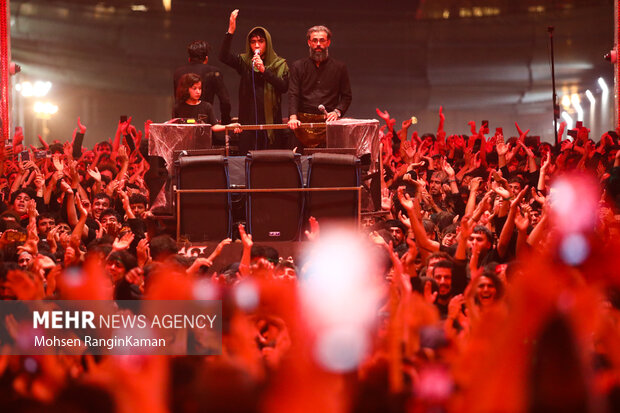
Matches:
[309,47,328,62]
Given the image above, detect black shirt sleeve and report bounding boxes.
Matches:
[288,61,301,116]
[219,33,243,74]
[336,62,352,116]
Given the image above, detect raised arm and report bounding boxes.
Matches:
[464,177,482,217]
[537,152,551,192]
[219,10,242,71]
[496,186,528,258]
[397,187,439,257]
[454,215,474,261]
[238,223,253,277]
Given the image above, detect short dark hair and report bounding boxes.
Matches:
[96,141,112,151]
[176,73,201,103]
[479,264,505,300]
[10,188,36,205]
[94,193,112,204]
[385,219,406,234]
[430,170,448,184]
[250,245,279,264]
[187,40,210,62]
[432,211,456,233]
[427,252,451,265]
[422,219,438,240]
[49,143,64,154]
[432,259,454,276]
[129,193,148,206]
[107,250,137,271]
[472,225,495,245]
[36,212,56,224]
[508,176,525,187]
[100,208,121,223]
[150,235,177,260]
[307,25,331,40]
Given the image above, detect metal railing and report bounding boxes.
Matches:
[174,186,363,242]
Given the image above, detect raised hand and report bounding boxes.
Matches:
[12,126,24,146]
[515,122,529,142]
[119,116,132,135]
[397,210,411,229]
[77,116,87,134]
[228,9,239,33]
[447,294,465,320]
[424,280,438,304]
[188,257,214,275]
[514,208,530,232]
[304,216,320,241]
[468,121,477,135]
[509,185,529,209]
[113,232,135,251]
[558,120,567,140]
[517,140,534,158]
[34,172,45,191]
[117,145,129,162]
[37,134,49,150]
[87,167,101,182]
[442,157,456,178]
[238,223,253,249]
[530,187,546,205]
[212,237,232,256]
[469,176,483,193]
[125,267,145,292]
[401,117,413,131]
[380,187,392,211]
[397,186,414,212]
[136,238,151,267]
[26,199,38,219]
[515,121,524,138]
[540,152,551,172]
[52,154,64,171]
[496,132,509,156]
[47,226,59,253]
[400,139,415,162]
[375,108,395,130]
[491,180,511,200]
[438,106,445,131]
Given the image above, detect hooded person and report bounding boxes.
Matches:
[220,9,289,153]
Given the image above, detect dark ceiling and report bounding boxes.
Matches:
[7,0,616,145]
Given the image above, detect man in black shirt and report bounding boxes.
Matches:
[287,25,352,147]
[173,40,232,125]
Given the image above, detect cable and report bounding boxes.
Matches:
[251,64,259,150]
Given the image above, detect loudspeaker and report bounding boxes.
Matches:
[245,150,304,241]
[306,152,360,223]
[177,155,232,242]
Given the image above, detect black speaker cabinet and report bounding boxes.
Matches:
[177,155,232,242]
[245,150,304,241]
[306,152,360,223]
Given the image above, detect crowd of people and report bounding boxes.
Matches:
[1,100,620,412]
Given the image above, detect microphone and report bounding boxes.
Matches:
[318,104,328,116]
[253,48,261,70]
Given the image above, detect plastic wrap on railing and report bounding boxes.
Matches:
[148,123,213,174]
[326,118,380,171]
